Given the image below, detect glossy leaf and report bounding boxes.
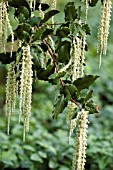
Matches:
[64,2,77,21]
[0,52,16,64]
[73,75,99,91]
[32,26,46,42]
[89,0,99,7]
[41,10,59,23]
[52,95,68,119]
[9,0,30,11]
[57,41,71,64]
[15,23,32,41]
[14,6,30,21]
[37,65,55,81]
[86,101,100,114]
[49,71,66,84]
[35,3,50,11]
[56,27,70,38]
[61,84,78,100]
[82,24,91,35]
[41,28,54,40]
[27,16,41,27]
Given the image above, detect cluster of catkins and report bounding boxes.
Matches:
[0,0,112,169]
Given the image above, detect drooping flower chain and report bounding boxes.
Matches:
[0,1,14,55]
[72,36,86,82]
[97,0,112,67]
[19,45,33,141]
[6,62,16,135]
[72,110,89,170]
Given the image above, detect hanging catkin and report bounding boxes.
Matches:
[19,45,33,141]
[72,110,89,170]
[97,0,112,67]
[6,62,16,135]
[0,1,14,55]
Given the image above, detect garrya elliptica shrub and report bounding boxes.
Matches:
[0,0,112,169]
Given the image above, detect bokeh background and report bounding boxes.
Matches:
[0,0,113,169]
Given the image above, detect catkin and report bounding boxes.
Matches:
[19,45,33,141]
[73,110,88,170]
[0,1,14,54]
[97,0,112,67]
[6,62,16,135]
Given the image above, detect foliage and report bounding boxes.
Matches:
[0,79,113,170]
[0,0,113,170]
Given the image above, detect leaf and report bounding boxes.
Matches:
[35,3,50,11]
[77,6,82,20]
[17,23,32,34]
[52,95,68,119]
[49,160,58,169]
[30,153,43,163]
[38,151,47,158]
[23,145,35,152]
[64,2,77,21]
[57,41,71,64]
[38,43,48,52]
[73,75,99,91]
[2,150,17,163]
[49,71,66,84]
[41,28,54,40]
[41,10,59,23]
[9,0,30,12]
[82,24,91,35]
[27,16,41,27]
[32,26,46,42]
[14,6,30,20]
[61,84,78,100]
[15,23,32,41]
[0,52,16,64]
[89,0,99,7]
[86,101,100,114]
[56,27,70,38]
[37,65,55,81]
[58,166,70,170]
[84,90,93,102]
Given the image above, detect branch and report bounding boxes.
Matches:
[43,40,81,108]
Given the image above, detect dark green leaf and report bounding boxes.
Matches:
[64,2,77,21]
[27,16,41,27]
[37,65,55,81]
[57,41,71,64]
[49,71,66,84]
[32,26,46,42]
[52,95,68,119]
[86,101,100,114]
[61,84,77,100]
[15,23,32,41]
[56,27,70,38]
[77,6,82,20]
[89,0,99,7]
[9,0,28,7]
[38,43,48,52]
[73,75,99,91]
[41,28,54,40]
[35,3,50,11]
[40,10,59,23]
[0,52,16,64]
[84,90,93,102]
[14,6,30,21]
[82,24,91,35]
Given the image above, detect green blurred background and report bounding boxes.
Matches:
[0,0,113,170]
